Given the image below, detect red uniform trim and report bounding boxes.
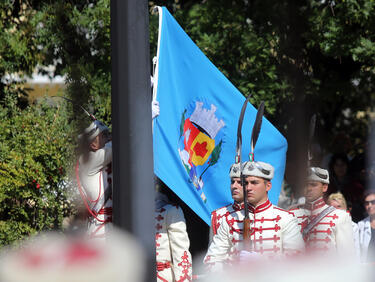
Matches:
[249,200,272,213]
[326,213,339,220]
[255,245,280,254]
[274,206,295,216]
[254,224,281,233]
[211,210,218,235]
[89,222,108,238]
[304,198,326,211]
[155,232,162,249]
[253,235,281,243]
[75,160,111,223]
[311,228,332,235]
[307,237,331,243]
[315,221,335,227]
[156,261,171,271]
[97,207,112,215]
[176,251,192,282]
[254,215,281,223]
[156,273,169,282]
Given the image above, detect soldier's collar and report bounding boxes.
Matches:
[232,199,272,213]
[249,199,272,213]
[304,197,326,211]
[232,202,243,211]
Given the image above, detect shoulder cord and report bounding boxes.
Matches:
[302,206,336,238]
[75,159,110,223]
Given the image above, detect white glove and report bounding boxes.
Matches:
[239,250,261,262]
[152,100,160,119]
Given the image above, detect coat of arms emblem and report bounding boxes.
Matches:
[178,100,225,203]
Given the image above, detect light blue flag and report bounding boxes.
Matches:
[152,7,287,225]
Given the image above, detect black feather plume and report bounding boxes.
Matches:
[235,95,252,162]
[51,96,96,121]
[308,114,317,165]
[251,101,265,153]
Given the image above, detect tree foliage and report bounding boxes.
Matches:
[33,0,111,125]
[0,0,112,246]
[0,0,84,245]
[1,0,375,244]
[0,0,44,106]
[0,97,76,245]
[150,0,375,153]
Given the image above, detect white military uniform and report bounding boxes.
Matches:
[358,216,372,262]
[205,161,304,271]
[204,199,304,271]
[207,163,242,245]
[78,139,113,240]
[155,193,192,282]
[208,163,244,245]
[290,197,355,255]
[209,204,232,244]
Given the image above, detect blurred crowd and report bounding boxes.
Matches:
[280,132,372,223]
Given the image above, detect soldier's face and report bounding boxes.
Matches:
[230,177,243,203]
[305,181,328,203]
[244,176,271,206]
[90,132,107,151]
[364,194,375,217]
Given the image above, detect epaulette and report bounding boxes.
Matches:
[288,203,304,211]
[211,203,232,215]
[274,206,295,216]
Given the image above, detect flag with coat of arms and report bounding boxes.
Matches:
[152,6,288,225]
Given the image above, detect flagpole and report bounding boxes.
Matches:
[152,6,163,102]
[111,0,155,281]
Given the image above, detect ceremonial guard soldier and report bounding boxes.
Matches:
[204,98,303,271]
[155,188,192,282]
[209,163,243,243]
[76,120,113,240]
[204,161,304,271]
[290,167,355,255]
[208,96,250,247]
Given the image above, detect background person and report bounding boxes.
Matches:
[358,189,375,263]
[326,153,364,222]
[327,192,360,259]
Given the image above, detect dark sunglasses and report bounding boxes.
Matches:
[364,200,375,206]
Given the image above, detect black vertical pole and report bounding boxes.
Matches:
[111,0,155,281]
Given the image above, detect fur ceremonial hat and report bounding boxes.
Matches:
[79,120,109,143]
[307,167,330,184]
[242,161,274,180]
[229,163,241,178]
